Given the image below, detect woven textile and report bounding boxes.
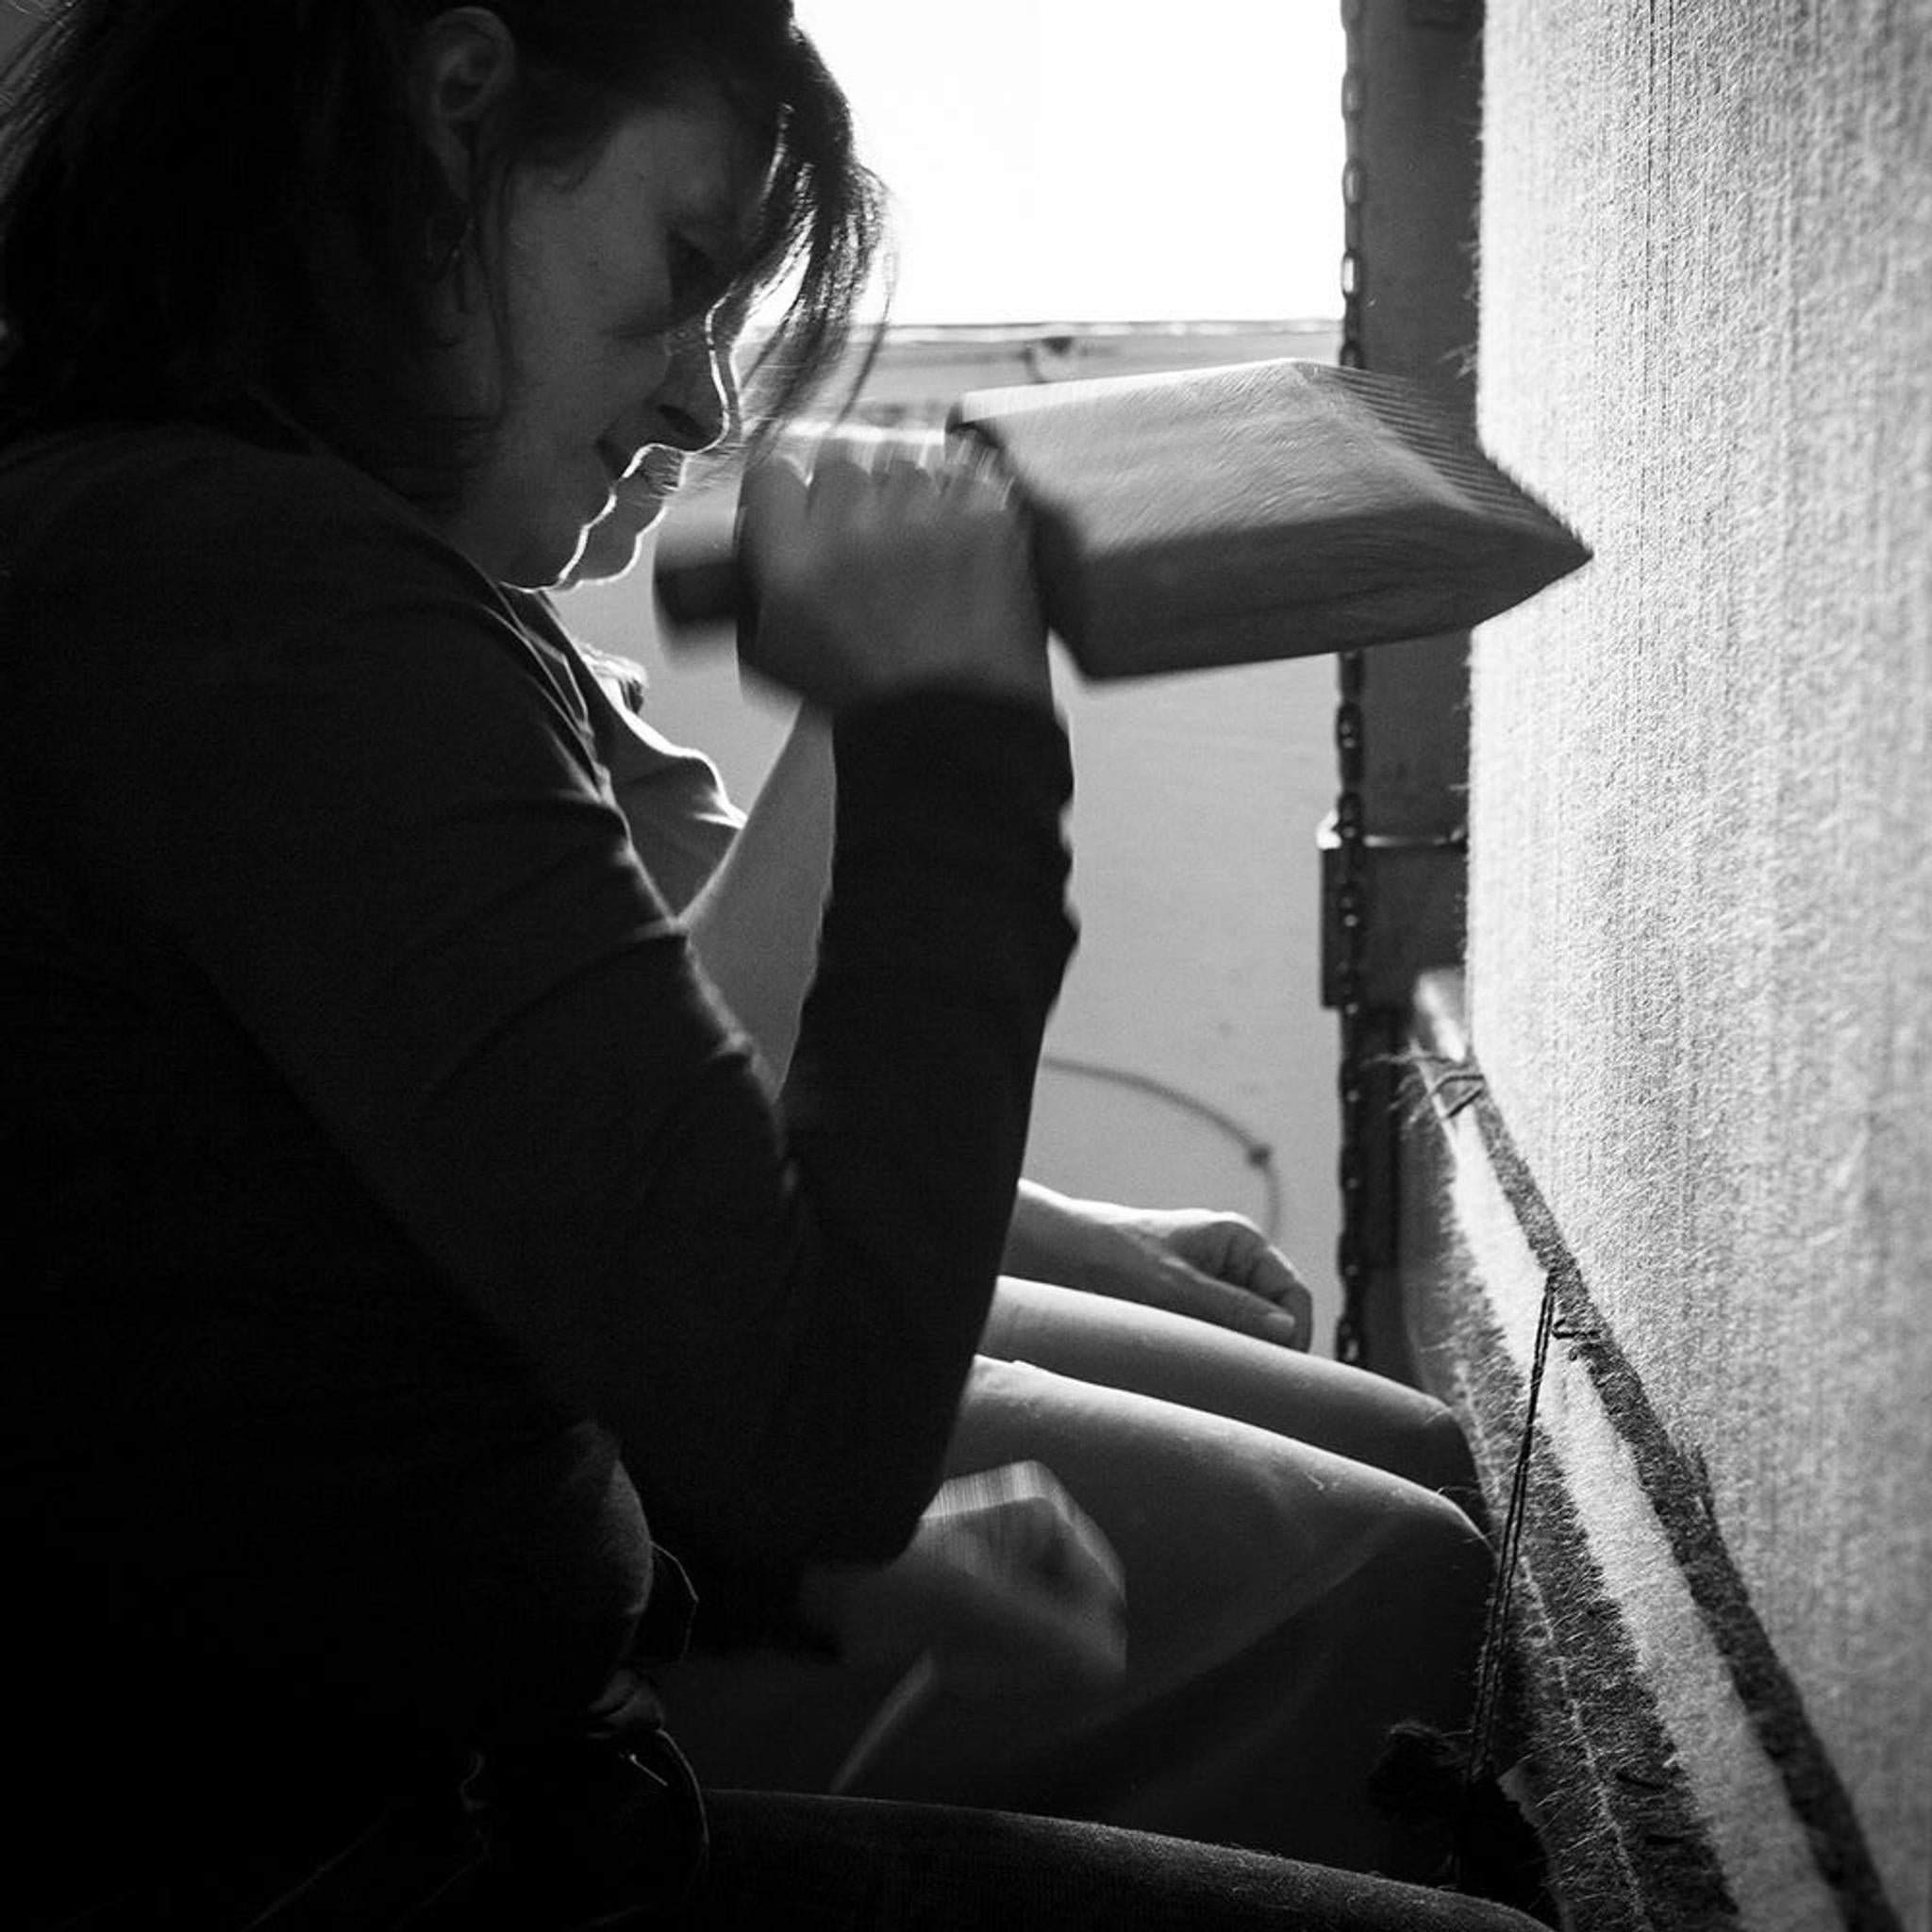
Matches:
[1471,4,1932,1921]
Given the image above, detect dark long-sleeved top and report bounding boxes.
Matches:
[548,615,747,913]
[0,418,1074,1807]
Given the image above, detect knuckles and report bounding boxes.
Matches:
[731,437,1046,709]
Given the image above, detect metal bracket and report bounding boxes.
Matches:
[1407,0,1482,31]
[1318,822,1467,1010]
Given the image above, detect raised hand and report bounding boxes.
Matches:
[734,429,1051,712]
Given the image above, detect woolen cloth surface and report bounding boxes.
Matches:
[1471,5,1932,1918]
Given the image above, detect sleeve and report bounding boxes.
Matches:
[532,604,746,914]
[29,447,1075,1624]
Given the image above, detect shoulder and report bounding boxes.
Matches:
[0,421,466,601]
[0,423,593,785]
[0,420,545,683]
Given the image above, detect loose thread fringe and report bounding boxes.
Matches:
[1468,1258,1561,1783]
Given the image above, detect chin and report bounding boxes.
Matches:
[502,537,587,593]
[498,499,607,591]
[568,536,648,588]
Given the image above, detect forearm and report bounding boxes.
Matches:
[689,692,1075,1575]
[1002,1176,1086,1285]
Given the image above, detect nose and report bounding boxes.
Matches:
[650,323,738,456]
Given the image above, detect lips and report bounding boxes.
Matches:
[636,448,687,495]
[595,441,687,505]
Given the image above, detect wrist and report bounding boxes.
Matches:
[1002,1178,1063,1278]
[1003,1180,1108,1288]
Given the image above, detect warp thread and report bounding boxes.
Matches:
[1408,1044,1905,1932]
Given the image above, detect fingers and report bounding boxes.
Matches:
[941,1460,1126,1607]
[922,1462,1128,1690]
[1155,1267,1310,1349]
[799,430,1019,541]
[1159,1212,1315,1350]
[794,428,898,516]
[1275,1278,1316,1350]
[797,1463,1130,1697]
[733,426,1045,711]
[1206,1231,1315,1349]
[745,426,989,517]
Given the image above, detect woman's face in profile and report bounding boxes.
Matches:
[435,79,764,590]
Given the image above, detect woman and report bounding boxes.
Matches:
[0,4,1533,1926]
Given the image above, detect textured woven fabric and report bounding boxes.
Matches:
[1470,5,1932,1922]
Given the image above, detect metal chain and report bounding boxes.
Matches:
[1332,0,1371,1366]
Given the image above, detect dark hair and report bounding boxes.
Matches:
[0,0,883,488]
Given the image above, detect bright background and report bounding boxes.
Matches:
[792,0,1345,323]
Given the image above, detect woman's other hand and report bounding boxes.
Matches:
[734,430,1050,712]
[801,1460,1126,1698]
[1004,1181,1313,1351]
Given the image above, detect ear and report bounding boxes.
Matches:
[411,8,518,195]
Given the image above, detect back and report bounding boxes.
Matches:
[0,419,656,1917]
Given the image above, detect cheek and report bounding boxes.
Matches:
[492,248,678,447]
[425,285,506,420]
[543,337,676,439]
[616,335,677,408]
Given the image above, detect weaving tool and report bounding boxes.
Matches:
[653,357,1590,679]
